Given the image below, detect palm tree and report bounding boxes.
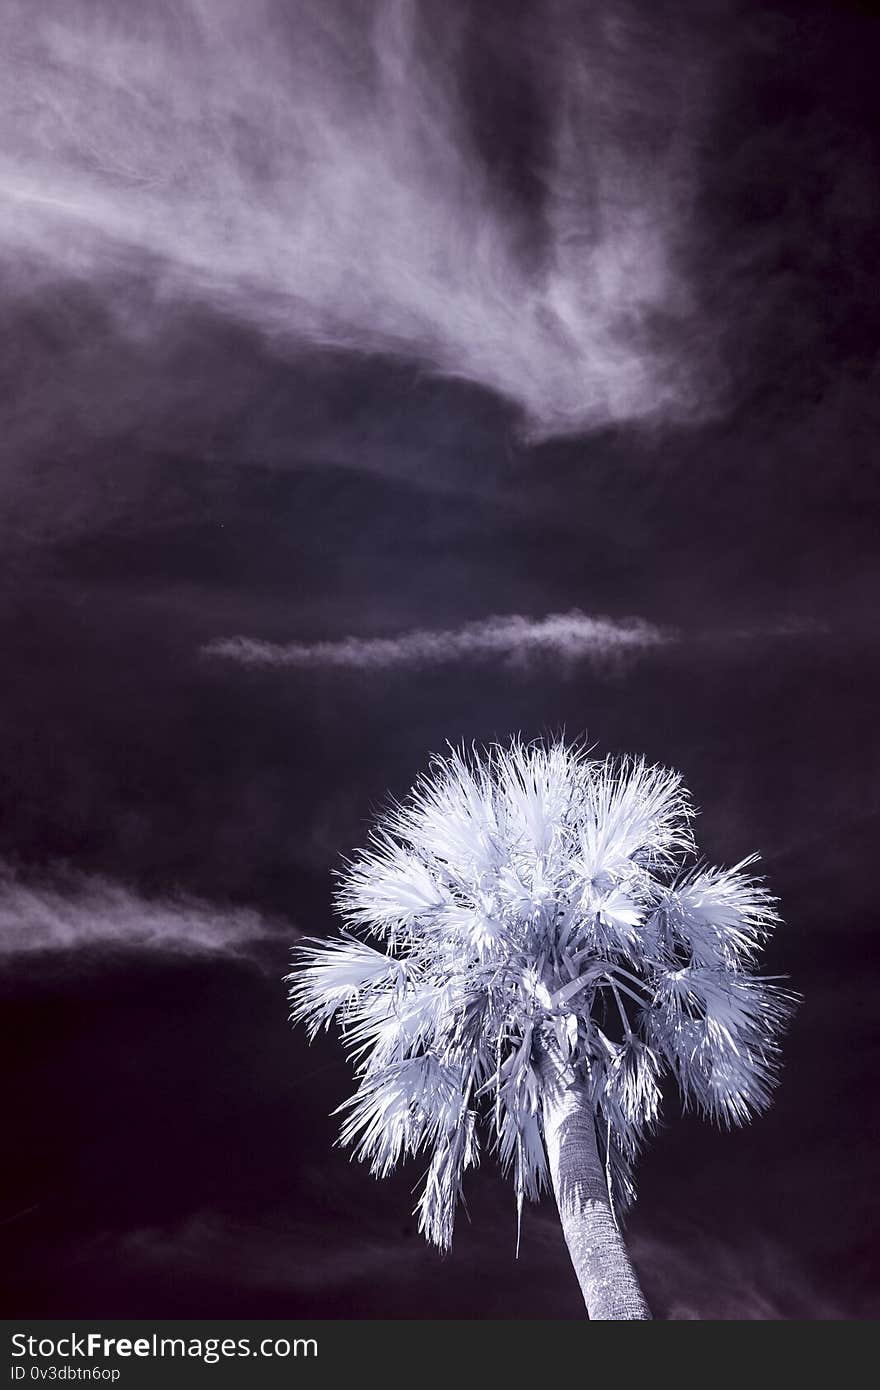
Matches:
[289,738,795,1319]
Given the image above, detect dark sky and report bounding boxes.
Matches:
[1,0,878,1319]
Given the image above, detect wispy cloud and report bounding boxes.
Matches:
[523,1204,844,1318]
[629,1226,845,1321]
[202,611,670,673]
[0,862,284,959]
[726,618,831,641]
[116,1205,847,1318]
[120,1210,425,1296]
[0,0,720,444]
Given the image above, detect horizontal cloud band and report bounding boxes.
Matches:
[0,863,284,959]
[202,611,670,672]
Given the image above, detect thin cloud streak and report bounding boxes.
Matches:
[202,611,671,672]
[0,863,285,959]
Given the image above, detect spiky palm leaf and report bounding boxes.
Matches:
[288,738,795,1250]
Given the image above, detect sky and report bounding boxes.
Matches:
[1,0,878,1319]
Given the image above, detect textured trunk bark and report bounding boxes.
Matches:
[536,1039,652,1320]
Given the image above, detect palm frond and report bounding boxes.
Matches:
[664,857,781,968]
[335,838,449,938]
[336,1055,467,1176]
[286,934,406,1037]
[416,1106,480,1251]
[578,755,695,881]
[646,965,798,1125]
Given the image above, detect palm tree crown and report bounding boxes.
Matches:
[289,738,794,1252]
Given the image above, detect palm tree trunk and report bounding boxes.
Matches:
[535,1039,652,1320]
